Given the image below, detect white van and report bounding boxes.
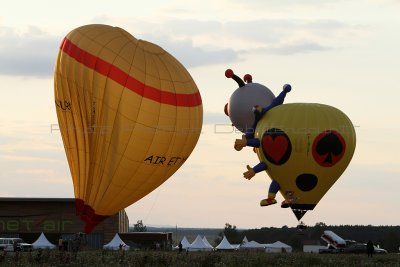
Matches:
[0,238,33,252]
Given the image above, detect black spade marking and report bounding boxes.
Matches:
[296,173,318,192]
[316,132,343,164]
[312,130,346,167]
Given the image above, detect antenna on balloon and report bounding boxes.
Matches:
[244,74,252,83]
[225,69,245,87]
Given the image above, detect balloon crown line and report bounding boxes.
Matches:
[225,69,252,87]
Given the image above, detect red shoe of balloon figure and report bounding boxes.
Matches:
[260,198,277,207]
[281,200,290,208]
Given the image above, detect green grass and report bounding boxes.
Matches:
[0,250,399,267]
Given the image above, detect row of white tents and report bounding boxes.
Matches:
[29,232,130,250]
[175,235,292,253]
[30,233,292,252]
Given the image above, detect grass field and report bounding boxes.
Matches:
[0,250,399,267]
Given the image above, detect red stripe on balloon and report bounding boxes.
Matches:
[60,38,202,107]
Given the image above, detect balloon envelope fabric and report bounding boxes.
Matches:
[254,103,356,219]
[54,24,203,232]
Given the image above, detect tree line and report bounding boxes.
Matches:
[218,222,400,253]
[130,220,400,252]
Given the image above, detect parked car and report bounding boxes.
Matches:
[343,243,387,254]
[318,244,342,254]
[0,238,33,252]
[374,245,388,254]
[318,247,341,254]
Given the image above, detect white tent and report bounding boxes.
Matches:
[265,241,292,253]
[232,244,241,250]
[181,236,191,249]
[231,236,248,250]
[187,235,213,251]
[232,236,249,250]
[174,236,191,250]
[215,236,235,250]
[239,240,266,251]
[32,232,56,249]
[103,233,129,251]
[202,236,214,250]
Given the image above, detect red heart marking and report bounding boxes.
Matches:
[262,135,289,163]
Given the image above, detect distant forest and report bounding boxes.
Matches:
[133,223,400,253]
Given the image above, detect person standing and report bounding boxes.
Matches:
[367,240,374,257]
[58,237,63,251]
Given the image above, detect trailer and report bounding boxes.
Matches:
[320,230,346,249]
[318,230,387,254]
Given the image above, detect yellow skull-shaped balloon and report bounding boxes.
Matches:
[254,103,356,219]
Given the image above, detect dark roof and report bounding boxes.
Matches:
[0,197,74,202]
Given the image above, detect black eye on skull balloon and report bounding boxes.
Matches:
[261,128,292,165]
[312,130,346,167]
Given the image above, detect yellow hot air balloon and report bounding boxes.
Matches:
[54,24,202,232]
[238,103,356,220]
[256,103,356,219]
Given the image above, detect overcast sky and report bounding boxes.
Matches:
[1,0,399,229]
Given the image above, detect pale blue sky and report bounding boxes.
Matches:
[0,0,399,228]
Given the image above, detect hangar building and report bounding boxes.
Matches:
[0,198,128,248]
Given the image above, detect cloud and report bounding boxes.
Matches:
[0,17,364,76]
[0,120,73,197]
[0,155,60,163]
[251,42,330,55]
[0,120,66,165]
[0,192,16,197]
[15,168,55,176]
[142,35,240,68]
[0,26,59,77]
[137,18,363,56]
[0,23,239,77]
[203,112,231,125]
[225,0,344,8]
